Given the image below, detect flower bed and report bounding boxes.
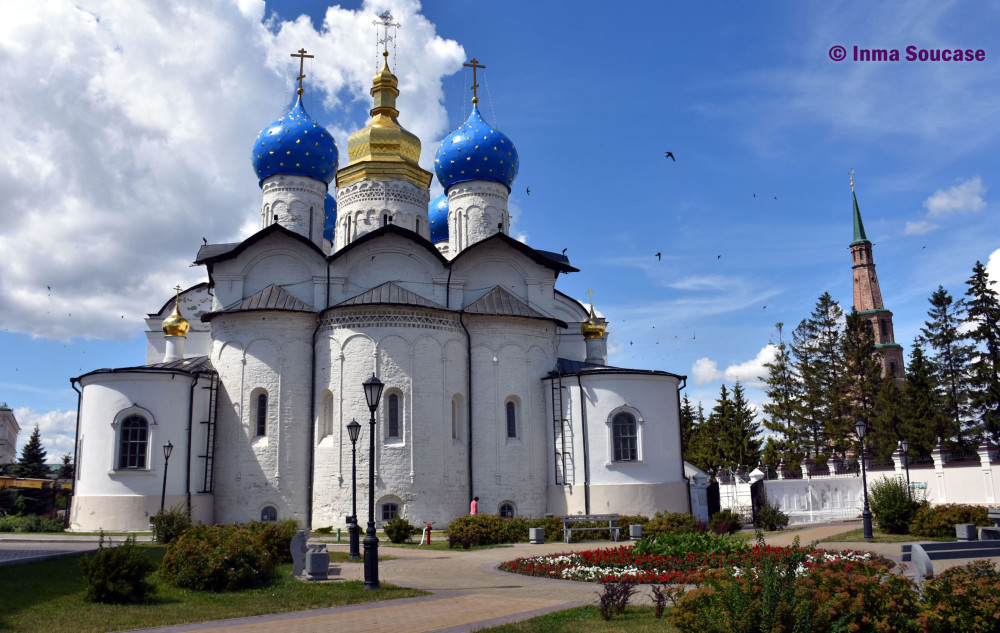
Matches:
[498,544,889,584]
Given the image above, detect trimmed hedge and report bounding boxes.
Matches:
[909,503,990,538]
[444,513,656,548]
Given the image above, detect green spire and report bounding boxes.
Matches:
[851,190,869,245]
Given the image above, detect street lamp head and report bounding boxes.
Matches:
[900,438,909,454]
[854,420,867,441]
[163,440,174,460]
[347,418,362,444]
[363,373,384,413]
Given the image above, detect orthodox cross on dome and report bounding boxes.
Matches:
[373,10,401,70]
[849,167,855,192]
[290,48,314,96]
[463,58,485,104]
[174,284,182,296]
[586,288,595,307]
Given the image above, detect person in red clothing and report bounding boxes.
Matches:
[470,496,479,515]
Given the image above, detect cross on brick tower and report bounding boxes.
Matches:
[290,48,314,96]
[463,58,485,104]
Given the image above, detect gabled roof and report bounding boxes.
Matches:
[202,284,314,322]
[194,223,325,266]
[448,232,579,274]
[551,357,686,381]
[463,286,567,328]
[336,281,444,309]
[74,355,216,381]
[327,224,450,266]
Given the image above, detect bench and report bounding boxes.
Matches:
[561,514,620,543]
[901,540,1000,579]
[989,508,1000,527]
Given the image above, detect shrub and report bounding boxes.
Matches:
[446,514,530,548]
[709,510,742,535]
[151,504,192,544]
[754,490,789,531]
[79,534,155,604]
[909,503,990,538]
[384,515,419,543]
[922,560,1000,632]
[159,523,279,591]
[643,511,707,538]
[526,515,564,542]
[633,531,749,558]
[248,518,299,562]
[0,514,65,533]
[314,526,333,534]
[597,581,637,620]
[868,476,923,534]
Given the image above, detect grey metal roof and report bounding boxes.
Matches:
[551,357,686,381]
[77,355,215,379]
[463,286,562,325]
[337,282,444,309]
[220,284,315,313]
[195,242,240,262]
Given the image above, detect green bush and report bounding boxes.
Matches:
[247,518,299,562]
[709,510,742,535]
[526,515,564,542]
[644,511,707,537]
[0,514,65,533]
[869,476,922,534]
[79,534,155,604]
[150,504,192,544]
[159,523,279,591]
[909,503,990,538]
[754,490,789,531]
[446,514,530,548]
[384,515,419,543]
[633,531,749,558]
[922,560,1000,632]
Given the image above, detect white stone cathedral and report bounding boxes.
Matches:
[69,50,694,532]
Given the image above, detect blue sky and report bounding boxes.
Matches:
[1,0,998,459]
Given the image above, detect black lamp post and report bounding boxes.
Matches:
[362,373,384,590]
[346,418,362,559]
[900,438,911,500]
[855,420,873,540]
[160,441,173,512]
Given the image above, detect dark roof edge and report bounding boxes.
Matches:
[327,224,450,266]
[74,357,216,382]
[448,232,580,273]
[195,224,325,265]
[201,307,317,323]
[548,367,687,381]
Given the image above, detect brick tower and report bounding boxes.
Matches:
[849,172,905,379]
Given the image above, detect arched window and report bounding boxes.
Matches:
[506,401,517,439]
[321,391,333,438]
[255,392,267,437]
[381,502,398,522]
[416,218,420,234]
[890,361,898,377]
[118,415,148,469]
[346,215,352,242]
[387,393,400,439]
[382,213,389,227]
[260,506,277,522]
[612,412,638,462]
[498,501,516,518]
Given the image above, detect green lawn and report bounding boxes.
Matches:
[819,528,957,543]
[0,546,426,633]
[477,606,679,632]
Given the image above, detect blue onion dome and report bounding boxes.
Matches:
[323,193,336,242]
[434,104,518,192]
[428,193,449,243]
[252,95,338,186]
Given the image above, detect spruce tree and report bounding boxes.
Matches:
[964,261,1000,443]
[679,394,696,456]
[57,454,74,480]
[685,400,718,473]
[792,293,846,457]
[841,311,885,456]
[706,384,735,471]
[917,286,973,444]
[871,374,903,461]
[760,322,803,456]
[901,346,946,455]
[13,426,48,479]
[729,382,762,469]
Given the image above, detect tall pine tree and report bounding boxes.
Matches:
[792,293,846,457]
[964,261,1000,443]
[900,346,945,456]
[728,382,763,469]
[13,426,48,479]
[841,311,886,456]
[679,394,696,455]
[760,322,804,456]
[917,286,973,444]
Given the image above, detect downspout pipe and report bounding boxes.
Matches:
[185,374,198,515]
[675,376,693,515]
[69,378,83,527]
[576,374,591,515]
[307,319,322,529]
[459,311,473,505]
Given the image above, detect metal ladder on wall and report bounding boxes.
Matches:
[199,374,219,493]
[550,374,574,486]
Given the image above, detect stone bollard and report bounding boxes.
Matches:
[629,524,643,541]
[290,529,309,576]
[955,523,978,542]
[305,543,330,581]
[528,527,545,544]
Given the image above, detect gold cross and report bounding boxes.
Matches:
[374,11,400,53]
[291,48,314,95]
[849,168,855,192]
[174,284,182,295]
[586,288,595,306]
[463,58,485,104]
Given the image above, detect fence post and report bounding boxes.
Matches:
[979,439,998,504]
[931,438,951,503]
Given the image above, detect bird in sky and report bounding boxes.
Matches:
[526,187,531,195]
[774,196,777,200]
[203,237,208,245]
[665,151,675,162]
[655,252,661,261]
[753,193,756,198]
[562,248,567,255]
[717,255,722,260]
[763,305,767,310]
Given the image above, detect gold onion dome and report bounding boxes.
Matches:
[336,51,431,189]
[162,287,190,337]
[581,305,606,340]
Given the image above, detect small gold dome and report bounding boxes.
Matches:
[581,304,606,340]
[162,286,190,337]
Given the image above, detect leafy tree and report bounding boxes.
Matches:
[917,286,974,445]
[841,311,886,456]
[964,261,1000,443]
[13,426,48,479]
[759,323,803,456]
[901,346,946,456]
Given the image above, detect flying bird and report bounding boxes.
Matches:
[763,305,767,310]
[665,152,675,162]
[562,248,567,255]
[753,193,756,198]
[655,252,661,261]
[526,187,531,195]
[774,196,777,200]
[717,255,722,260]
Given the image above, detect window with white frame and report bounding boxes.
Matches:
[611,412,638,462]
[386,392,400,439]
[451,394,463,440]
[118,415,149,469]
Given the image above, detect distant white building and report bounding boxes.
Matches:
[0,404,19,465]
[69,49,690,531]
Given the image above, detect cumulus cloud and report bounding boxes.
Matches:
[691,344,777,387]
[923,176,987,218]
[903,220,938,236]
[987,248,1000,282]
[13,407,77,459]
[0,0,463,341]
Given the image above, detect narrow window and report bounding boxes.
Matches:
[256,393,267,437]
[118,415,148,469]
[387,393,400,438]
[309,206,314,239]
[381,502,398,522]
[506,401,517,439]
[612,412,637,462]
[416,218,421,234]
[322,391,333,437]
[260,506,277,522]
[346,216,351,242]
[880,319,888,337]
[890,361,898,377]
[451,396,460,439]
[498,502,515,518]
[382,213,389,227]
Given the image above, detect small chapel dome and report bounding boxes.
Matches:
[251,96,339,186]
[162,288,190,337]
[428,193,449,243]
[323,193,337,242]
[434,104,518,192]
[581,304,606,340]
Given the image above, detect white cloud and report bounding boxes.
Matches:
[0,1,463,341]
[903,220,938,236]
[986,248,1000,284]
[691,344,777,388]
[691,357,723,385]
[923,176,987,218]
[13,408,77,460]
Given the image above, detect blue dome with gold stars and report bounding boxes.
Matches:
[434,105,518,191]
[429,193,449,243]
[252,96,338,186]
[323,193,336,242]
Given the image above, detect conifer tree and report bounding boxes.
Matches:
[964,261,1000,443]
[728,382,762,469]
[841,311,885,455]
[900,346,945,456]
[57,454,74,480]
[13,426,48,479]
[871,374,903,461]
[791,293,846,456]
[706,384,736,471]
[679,394,696,455]
[685,400,719,473]
[917,286,973,444]
[760,322,803,456]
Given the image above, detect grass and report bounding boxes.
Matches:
[476,605,680,632]
[820,527,957,543]
[0,545,426,633]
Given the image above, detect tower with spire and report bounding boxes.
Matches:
[849,171,904,379]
